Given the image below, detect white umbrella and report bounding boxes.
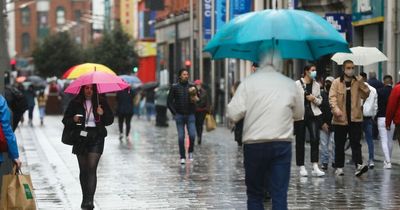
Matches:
[331,46,388,66]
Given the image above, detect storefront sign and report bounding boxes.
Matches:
[203,0,212,40]
[229,0,252,20]
[325,13,352,42]
[352,0,384,26]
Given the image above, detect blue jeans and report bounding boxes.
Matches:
[146,103,155,121]
[363,117,374,162]
[320,130,335,165]
[175,114,196,159]
[244,142,291,210]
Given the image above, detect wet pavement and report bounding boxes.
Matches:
[14,115,400,209]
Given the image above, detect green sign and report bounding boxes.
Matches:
[352,0,384,26]
[23,184,33,199]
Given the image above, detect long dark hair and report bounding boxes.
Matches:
[74,84,102,107]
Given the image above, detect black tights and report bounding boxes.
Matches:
[77,153,101,203]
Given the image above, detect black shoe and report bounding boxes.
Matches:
[197,137,202,145]
[331,163,336,168]
[81,201,94,210]
[321,163,328,170]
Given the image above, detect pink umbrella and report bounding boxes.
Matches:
[64,71,129,94]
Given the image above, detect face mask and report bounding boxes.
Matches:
[310,71,317,79]
[344,70,354,78]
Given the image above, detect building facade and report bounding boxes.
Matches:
[14,0,92,59]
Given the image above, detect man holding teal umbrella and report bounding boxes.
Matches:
[208,8,351,210]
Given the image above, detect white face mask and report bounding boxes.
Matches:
[344,69,354,77]
[310,71,317,79]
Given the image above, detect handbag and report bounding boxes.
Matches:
[61,125,80,145]
[0,124,7,152]
[0,166,37,210]
[205,114,216,132]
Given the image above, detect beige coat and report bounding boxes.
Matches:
[329,76,370,125]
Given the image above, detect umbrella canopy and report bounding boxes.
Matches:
[331,46,388,66]
[204,9,350,62]
[140,82,159,90]
[64,71,129,94]
[119,75,142,87]
[16,76,26,83]
[62,63,116,79]
[27,75,46,88]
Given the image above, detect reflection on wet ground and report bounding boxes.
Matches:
[15,116,400,209]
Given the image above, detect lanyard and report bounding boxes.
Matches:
[83,101,93,126]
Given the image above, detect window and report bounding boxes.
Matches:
[74,10,81,23]
[22,33,30,53]
[56,7,66,25]
[21,7,30,25]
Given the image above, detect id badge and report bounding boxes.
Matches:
[80,130,88,137]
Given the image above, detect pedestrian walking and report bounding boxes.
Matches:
[294,64,325,177]
[360,72,378,168]
[319,76,335,170]
[116,87,135,142]
[62,84,114,210]
[23,84,36,126]
[194,79,210,145]
[378,75,395,169]
[155,85,169,127]
[167,69,197,164]
[368,71,383,139]
[329,60,370,177]
[37,90,47,126]
[145,88,156,121]
[0,94,22,189]
[227,53,304,210]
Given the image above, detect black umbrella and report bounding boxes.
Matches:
[140,82,159,90]
[27,75,46,88]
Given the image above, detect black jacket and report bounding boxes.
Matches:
[377,85,392,118]
[320,89,333,128]
[116,89,134,115]
[167,81,196,115]
[62,94,114,140]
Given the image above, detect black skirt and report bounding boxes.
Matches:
[72,127,105,155]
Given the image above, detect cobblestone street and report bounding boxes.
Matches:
[13,115,400,209]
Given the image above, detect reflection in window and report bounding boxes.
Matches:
[21,7,30,25]
[56,7,66,25]
[22,33,30,53]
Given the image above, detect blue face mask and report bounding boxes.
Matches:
[310,71,317,79]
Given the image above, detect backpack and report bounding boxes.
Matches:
[4,86,29,116]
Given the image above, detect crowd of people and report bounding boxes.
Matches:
[226,54,400,209]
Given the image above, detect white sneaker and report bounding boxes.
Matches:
[383,161,392,169]
[335,168,344,176]
[312,167,325,177]
[299,166,308,177]
[189,153,194,162]
[180,158,186,165]
[355,164,368,177]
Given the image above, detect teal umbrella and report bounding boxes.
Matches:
[204,9,350,62]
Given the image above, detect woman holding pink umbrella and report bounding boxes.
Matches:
[62,84,114,210]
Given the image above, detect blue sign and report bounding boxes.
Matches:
[325,13,352,42]
[215,0,227,33]
[229,0,252,20]
[203,0,212,40]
